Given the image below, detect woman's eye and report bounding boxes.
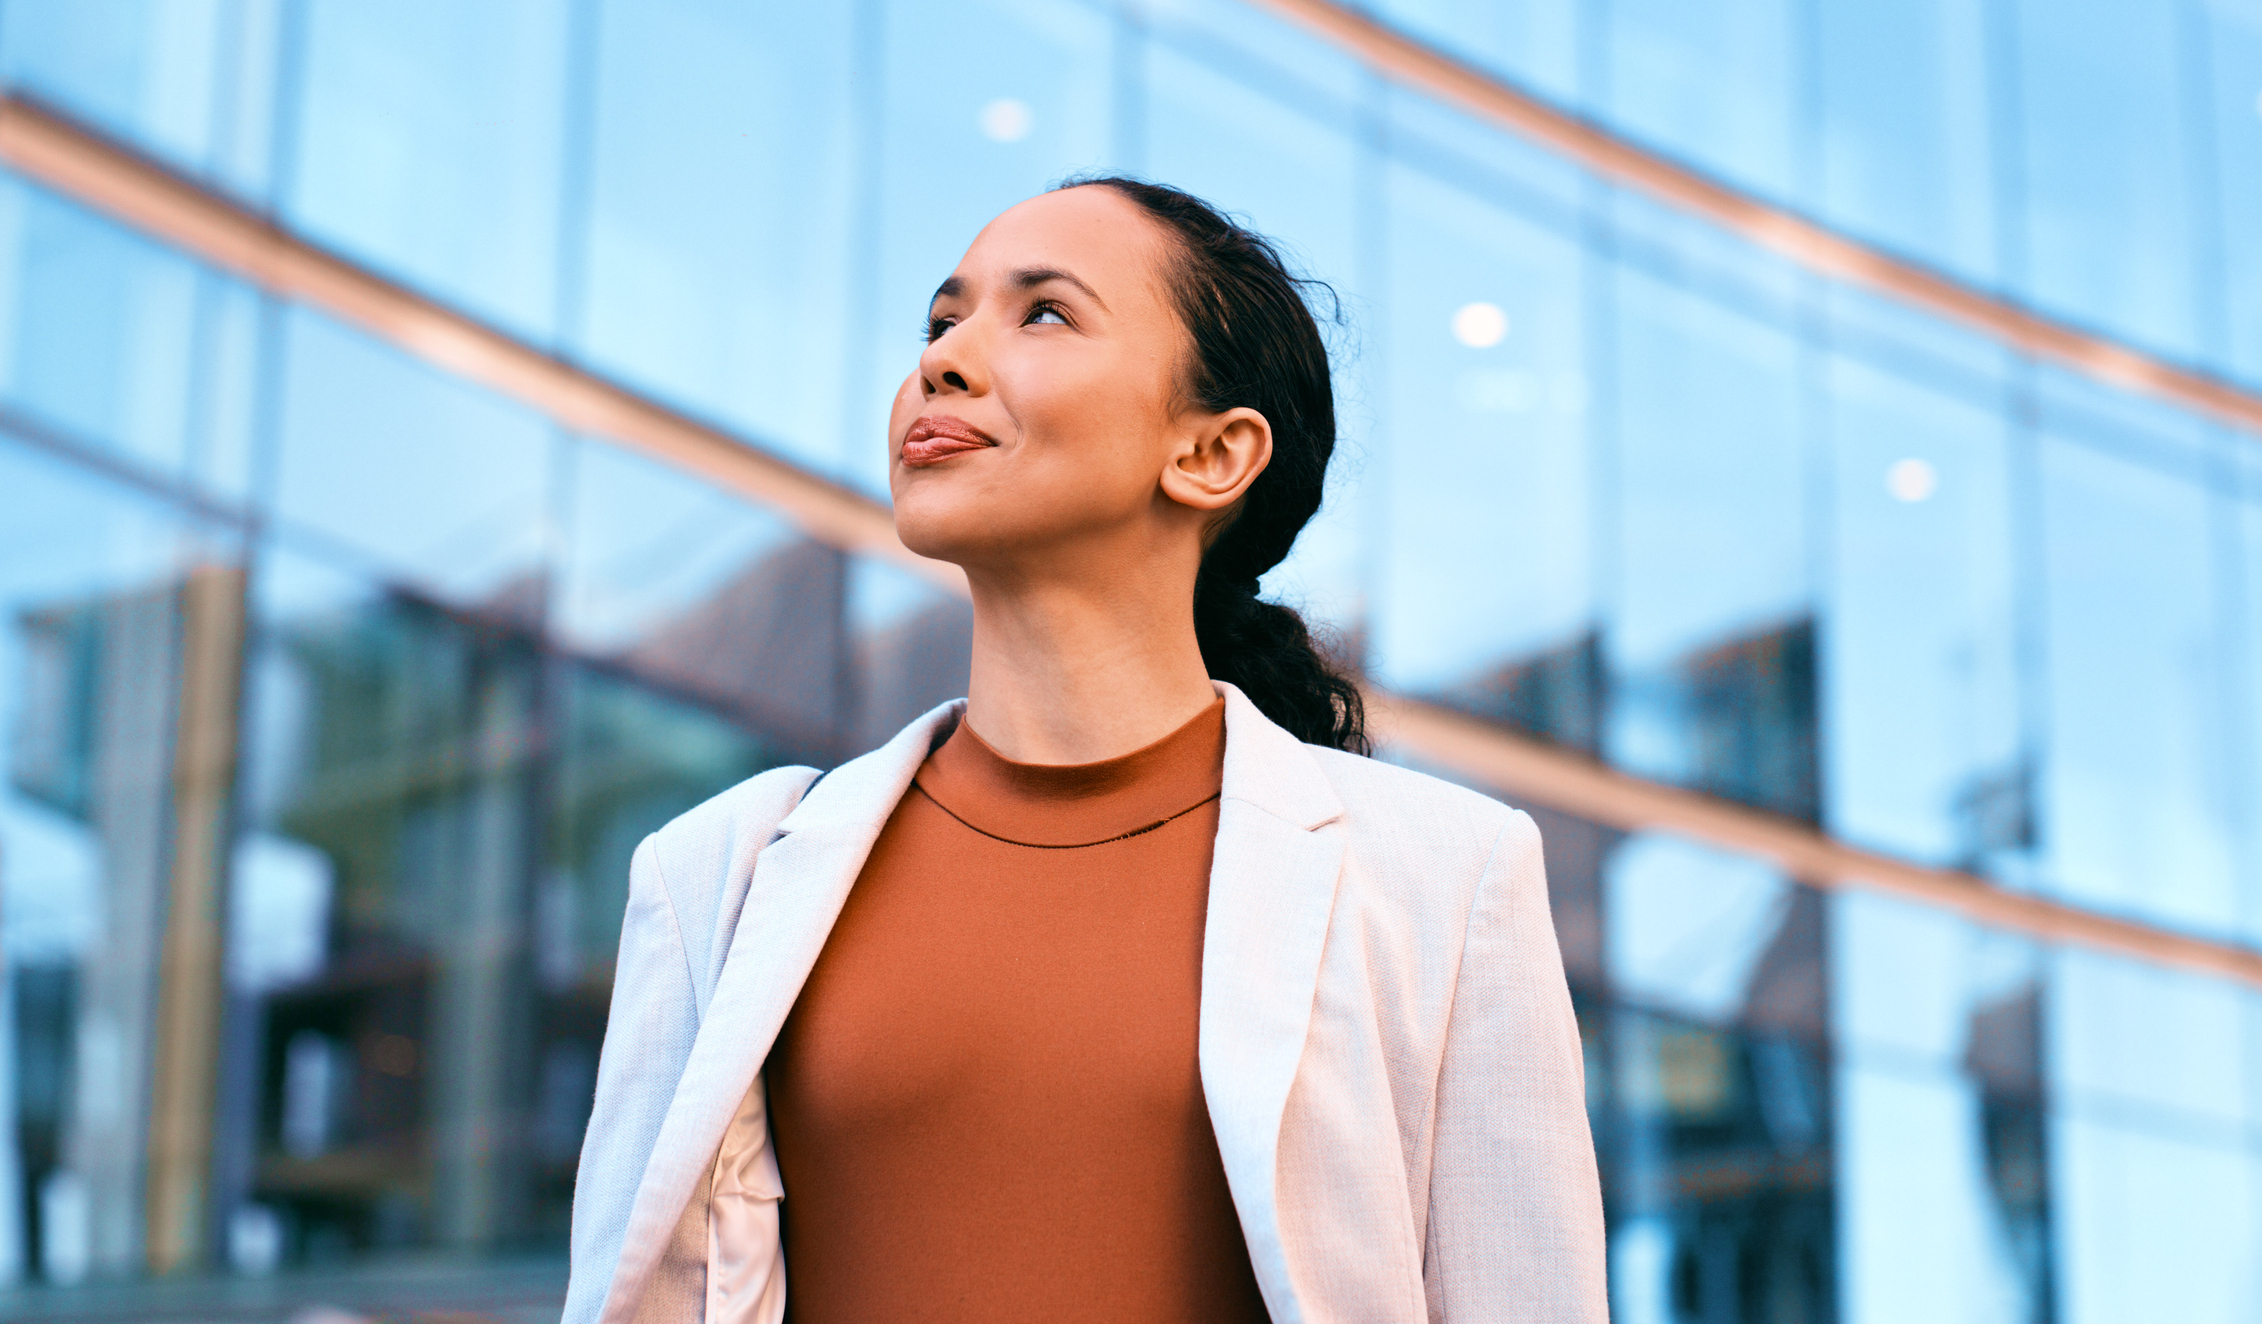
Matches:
[925,315,956,343]
[1026,303,1069,327]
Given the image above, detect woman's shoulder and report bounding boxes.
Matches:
[644,762,825,889]
[1301,743,1537,872]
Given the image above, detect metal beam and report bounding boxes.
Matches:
[1370,695,2262,992]
[1250,0,2262,440]
[0,95,963,595]
[4,93,2257,993]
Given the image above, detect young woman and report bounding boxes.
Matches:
[564,179,1605,1324]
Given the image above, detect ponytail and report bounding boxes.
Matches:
[1062,175,1369,754]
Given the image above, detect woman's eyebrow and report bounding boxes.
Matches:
[929,267,1108,312]
[1009,266,1106,309]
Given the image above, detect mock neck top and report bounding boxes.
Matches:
[912,700,1228,846]
[762,697,1269,1323]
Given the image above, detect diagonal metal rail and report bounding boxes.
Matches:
[4,91,2258,993]
[0,94,961,593]
[1253,0,2262,440]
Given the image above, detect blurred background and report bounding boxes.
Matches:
[0,0,2258,1320]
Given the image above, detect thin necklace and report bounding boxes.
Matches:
[910,780,1221,850]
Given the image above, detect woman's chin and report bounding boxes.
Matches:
[892,504,994,567]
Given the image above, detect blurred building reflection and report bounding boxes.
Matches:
[2,1,2260,1321]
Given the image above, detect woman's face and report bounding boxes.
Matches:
[887,187,1228,572]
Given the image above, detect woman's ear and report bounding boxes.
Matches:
[1160,407,1273,513]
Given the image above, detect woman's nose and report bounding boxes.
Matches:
[920,325,982,398]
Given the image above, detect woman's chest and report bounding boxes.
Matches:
[767,796,1223,1131]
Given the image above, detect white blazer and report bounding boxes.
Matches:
[564,684,1608,1324]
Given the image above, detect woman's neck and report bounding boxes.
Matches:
[959,555,1218,766]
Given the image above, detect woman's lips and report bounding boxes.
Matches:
[901,415,998,467]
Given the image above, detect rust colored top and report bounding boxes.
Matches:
[764,698,1269,1323]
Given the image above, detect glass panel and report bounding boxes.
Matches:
[2035,385,2240,935]
[2050,948,2246,1128]
[2051,1119,2258,1324]
[1384,81,1589,216]
[2012,0,2204,361]
[2206,0,2262,386]
[2243,452,2262,937]
[1812,0,1997,285]
[2047,951,2258,1323]
[0,0,280,200]
[1821,350,2023,869]
[1606,256,1813,820]
[288,0,572,342]
[558,438,846,763]
[1372,163,1593,745]
[1598,834,1833,1324]
[0,184,199,480]
[269,310,556,609]
[184,278,266,508]
[1363,0,1582,104]
[0,438,219,1282]
[574,0,859,479]
[1830,892,2049,1324]
[1603,0,1801,205]
[1142,0,1369,109]
[233,544,548,1254]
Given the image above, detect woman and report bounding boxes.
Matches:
[564,178,1605,1323]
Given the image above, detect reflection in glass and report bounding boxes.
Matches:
[2011,0,2204,361]
[2207,4,2262,386]
[1822,351,2023,869]
[271,311,557,610]
[2046,950,2258,1323]
[1373,163,1591,746]
[0,440,241,1280]
[1604,0,1800,204]
[0,1,281,199]
[576,0,860,478]
[289,0,573,342]
[1366,0,1580,103]
[1811,0,1997,287]
[1607,261,1814,821]
[0,183,201,481]
[1831,891,2050,1324]
[1594,833,1833,1324]
[2035,396,2239,935]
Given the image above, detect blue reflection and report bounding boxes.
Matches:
[2011,0,2204,362]
[289,0,573,342]
[576,0,859,480]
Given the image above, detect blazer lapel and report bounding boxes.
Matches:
[1201,685,1348,1324]
[599,702,962,1324]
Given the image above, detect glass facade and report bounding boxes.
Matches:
[1,1,2258,1319]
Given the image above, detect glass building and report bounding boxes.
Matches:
[0,1,2258,1319]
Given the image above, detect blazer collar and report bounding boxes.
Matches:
[599,700,960,1324]
[1201,683,1346,1323]
[1215,681,1345,830]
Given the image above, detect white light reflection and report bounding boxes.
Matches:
[979,98,1033,142]
[1451,301,1508,348]
[1887,457,1938,503]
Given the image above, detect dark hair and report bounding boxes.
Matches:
[1059,176,1367,754]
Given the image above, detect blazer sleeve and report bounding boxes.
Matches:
[565,835,701,1324]
[1424,811,1610,1323]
